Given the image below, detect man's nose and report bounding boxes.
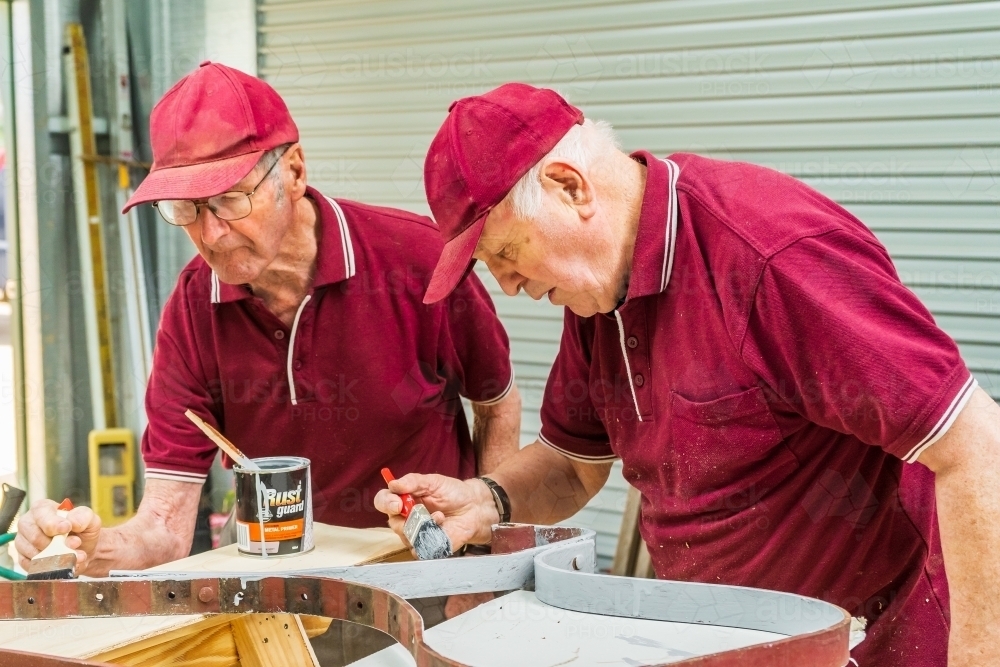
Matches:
[198,206,230,246]
[490,262,523,297]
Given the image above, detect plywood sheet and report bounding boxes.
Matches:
[93,614,240,666]
[147,524,409,574]
[0,614,210,659]
[231,613,320,667]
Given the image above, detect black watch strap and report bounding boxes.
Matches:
[478,476,511,524]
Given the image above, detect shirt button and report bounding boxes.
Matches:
[293,360,302,371]
[274,330,285,340]
[627,336,638,349]
[634,374,645,387]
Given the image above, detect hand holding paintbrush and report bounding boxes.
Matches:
[25,499,79,579]
[380,468,453,560]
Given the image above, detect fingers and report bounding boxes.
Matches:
[65,506,101,538]
[13,531,39,562]
[30,501,72,539]
[383,510,418,558]
[14,501,101,572]
[386,473,441,499]
[13,509,51,559]
[374,489,403,516]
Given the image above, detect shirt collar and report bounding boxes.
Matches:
[622,150,681,305]
[210,186,357,304]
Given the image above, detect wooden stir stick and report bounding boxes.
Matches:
[184,409,261,471]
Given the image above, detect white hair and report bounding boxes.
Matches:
[504,119,621,220]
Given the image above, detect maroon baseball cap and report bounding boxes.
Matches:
[122,61,299,213]
[422,83,583,304]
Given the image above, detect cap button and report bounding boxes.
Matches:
[199,60,212,67]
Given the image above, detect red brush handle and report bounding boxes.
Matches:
[381,468,414,518]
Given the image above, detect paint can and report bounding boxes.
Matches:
[234,456,314,557]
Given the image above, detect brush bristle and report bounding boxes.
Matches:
[402,505,453,560]
[411,521,453,560]
[26,553,77,580]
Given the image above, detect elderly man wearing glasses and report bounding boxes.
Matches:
[14,62,519,578]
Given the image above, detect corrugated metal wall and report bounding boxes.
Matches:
[258,0,1000,570]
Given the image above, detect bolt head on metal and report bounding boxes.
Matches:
[198,586,215,603]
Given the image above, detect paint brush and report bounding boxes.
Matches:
[26,499,77,580]
[381,468,453,560]
[184,409,261,471]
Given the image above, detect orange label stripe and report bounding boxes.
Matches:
[240,519,304,541]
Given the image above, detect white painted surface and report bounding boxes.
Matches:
[204,0,257,75]
[348,643,413,667]
[349,590,787,667]
[12,0,47,505]
[0,303,15,484]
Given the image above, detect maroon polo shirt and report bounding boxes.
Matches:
[541,152,975,666]
[142,187,513,527]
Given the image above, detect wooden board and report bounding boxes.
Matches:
[146,524,409,574]
[231,614,320,667]
[93,615,240,666]
[0,614,215,659]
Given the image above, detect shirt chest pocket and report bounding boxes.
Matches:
[666,386,798,511]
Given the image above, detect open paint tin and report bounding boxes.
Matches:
[234,456,314,557]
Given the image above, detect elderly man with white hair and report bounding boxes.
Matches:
[376,83,1000,666]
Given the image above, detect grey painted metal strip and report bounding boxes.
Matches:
[111,530,597,599]
[534,540,849,637]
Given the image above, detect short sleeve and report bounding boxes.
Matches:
[740,229,976,463]
[539,310,616,461]
[441,270,513,404]
[141,287,219,483]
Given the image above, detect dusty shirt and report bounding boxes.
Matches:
[541,152,973,666]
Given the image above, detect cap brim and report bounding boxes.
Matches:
[424,213,488,304]
[122,151,265,213]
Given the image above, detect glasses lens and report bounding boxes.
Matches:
[157,200,198,226]
[208,192,252,221]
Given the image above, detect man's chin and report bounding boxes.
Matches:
[566,303,602,318]
[208,262,263,286]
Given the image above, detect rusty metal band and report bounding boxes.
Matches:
[0,526,851,666]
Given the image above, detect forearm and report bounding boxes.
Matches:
[472,384,522,474]
[920,388,1000,665]
[84,482,200,576]
[486,442,609,526]
[934,457,1000,663]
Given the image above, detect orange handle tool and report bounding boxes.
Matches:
[380,468,415,518]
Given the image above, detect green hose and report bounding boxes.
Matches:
[0,533,25,579]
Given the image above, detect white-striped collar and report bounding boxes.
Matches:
[618,153,681,305]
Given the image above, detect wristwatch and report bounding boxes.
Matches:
[478,476,511,524]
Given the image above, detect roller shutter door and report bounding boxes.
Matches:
[259,0,1000,570]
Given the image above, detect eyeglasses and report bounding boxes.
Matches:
[153,151,285,227]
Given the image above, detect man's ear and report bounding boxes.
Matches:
[286,143,308,199]
[540,160,595,219]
